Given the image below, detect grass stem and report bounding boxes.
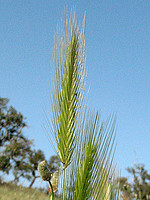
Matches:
[48,180,54,200]
[63,166,65,200]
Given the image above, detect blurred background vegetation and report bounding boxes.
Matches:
[0,97,60,199]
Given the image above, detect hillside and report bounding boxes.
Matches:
[0,183,49,200]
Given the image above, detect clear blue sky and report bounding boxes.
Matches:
[1,0,150,183]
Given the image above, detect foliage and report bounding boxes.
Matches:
[9,147,59,188]
[0,98,27,147]
[28,149,45,188]
[118,163,150,200]
[47,156,60,175]
[5,137,32,183]
[0,97,32,179]
[0,97,60,189]
[0,155,11,174]
[12,148,45,187]
[40,10,120,200]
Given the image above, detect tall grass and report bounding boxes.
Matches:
[39,10,120,200]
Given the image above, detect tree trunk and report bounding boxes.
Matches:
[28,177,36,188]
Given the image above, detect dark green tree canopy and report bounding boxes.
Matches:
[0,98,27,146]
[0,97,30,176]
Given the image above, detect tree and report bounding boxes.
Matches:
[4,136,32,183]
[0,98,60,189]
[0,98,27,147]
[47,155,60,175]
[119,163,150,200]
[0,97,31,178]
[38,10,120,200]
[14,149,60,188]
[28,149,45,188]
[0,155,11,174]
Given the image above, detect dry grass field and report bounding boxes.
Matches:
[0,183,49,200]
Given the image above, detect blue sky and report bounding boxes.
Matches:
[0,0,150,184]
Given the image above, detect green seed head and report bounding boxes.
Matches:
[38,160,51,181]
[51,170,59,188]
